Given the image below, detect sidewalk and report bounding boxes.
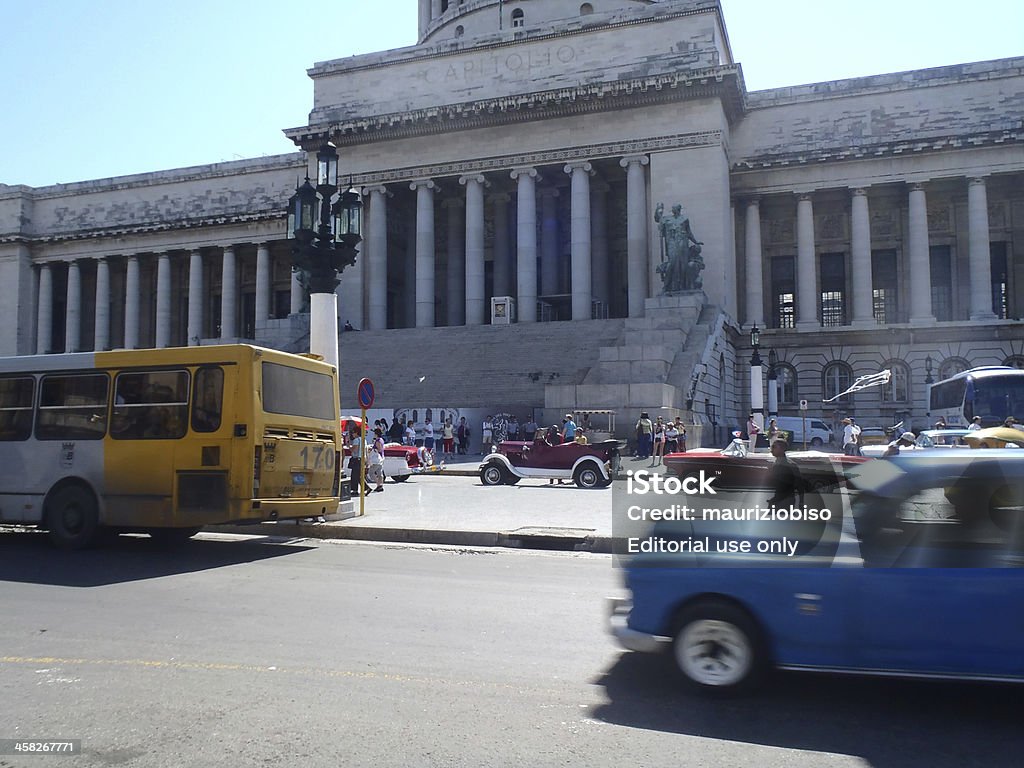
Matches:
[213,453,617,553]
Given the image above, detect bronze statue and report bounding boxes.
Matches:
[654,202,704,293]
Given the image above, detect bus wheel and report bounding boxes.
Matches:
[45,485,100,551]
[149,527,203,546]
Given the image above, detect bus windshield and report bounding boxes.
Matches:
[971,376,1024,422]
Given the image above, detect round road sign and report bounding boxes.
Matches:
[357,377,375,409]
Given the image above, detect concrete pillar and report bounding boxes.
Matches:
[462,174,486,326]
[620,155,649,318]
[220,246,237,339]
[124,256,140,350]
[431,0,442,20]
[419,0,432,32]
[65,260,81,353]
[968,177,996,321]
[491,193,512,299]
[404,216,417,328]
[367,186,389,330]
[744,199,764,328]
[37,263,52,354]
[94,257,110,351]
[590,179,609,312]
[565,161,593,320]
[796,193,818,329]
[188,249,204,345]
[155,252,172,348]
[411,179,436,328]
[511,167,538,323]
[850,188,875,326]
[255,243,271,332]
[444,197,466,326]
[908,183,934,324]
[539,187,560,296]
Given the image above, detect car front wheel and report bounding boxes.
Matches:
[480,463,506,486]
[672,601,766,693]
[574,462,604,489]
[810,437,823,448]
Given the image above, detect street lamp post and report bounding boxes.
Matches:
[749,324,764,447]
[767,348,778,421]
[287,143,362,369]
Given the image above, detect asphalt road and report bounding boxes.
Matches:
[0,532,1021,768]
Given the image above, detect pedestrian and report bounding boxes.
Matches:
[767,438,805,509]
[423,418,435,453]
[675,417,687,453]
[507,417,519,440]
[635,412,653,459]
[561,413,577,444]
[883,431,916,458]
[442,419,455,460]
[457,417,470,455]
[348,425,365,496]
[481,415,493,454]
[841,417,860,456]
[968,415,983,431]
[524,417,538,442]
[746,414,761,454]
[664,419,679,455]
[389,418,404,443]
[366,428,386,493]
[767,418,780,444]
[651,416,665,466]
[404,419,416,447]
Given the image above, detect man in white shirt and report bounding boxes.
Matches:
[841,418,861,456]
[967,416,983,431]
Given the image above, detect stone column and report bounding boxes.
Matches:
[221,245,237,339]
[37,263,52,354]
[444,197,466,326]
[511,167,538,323]
[155,252,172,348]
[419,0,431,31]
[404,218,417,328]
[188,249,204,345]
[411,179,436,328]
[908,183,934,324]
[290,266,304,315]
[590,179,610,312]
[850,188,875,326]
[744,199,764,328]
[124,256,140,349]
[620,155,649,318]
[65,260,81,353]
[431,0,442,20]
[255,243,271,333]
[491,193,512,299]
[367,186,389,330]
[462,174,486,326]
[539,187,560,296]
[796,193,818,329]
[968,177,996,321]
[565,161,593,320]
[94,257,110,351]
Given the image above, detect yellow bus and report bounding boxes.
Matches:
[0,344,341,549]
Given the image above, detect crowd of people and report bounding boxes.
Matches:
[632,412,688,463]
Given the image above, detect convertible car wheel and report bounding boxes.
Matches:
[574,462,603,489]
[672,601,766,693]
[480,463,506,486]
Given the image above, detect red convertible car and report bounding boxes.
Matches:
[479,436,622,489]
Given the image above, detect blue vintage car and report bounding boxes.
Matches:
[609,451,1024,692]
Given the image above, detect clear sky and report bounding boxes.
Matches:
[1,0,1021,188]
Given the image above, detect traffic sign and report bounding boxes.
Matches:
[799,399,808,411]
[357,377,375,409]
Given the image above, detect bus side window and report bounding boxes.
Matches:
[0,377,35,441]
[191,367,224,433]
[36,374,109,440]
[112,370,189,440]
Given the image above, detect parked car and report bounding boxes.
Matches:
[609,450,1024,692]
[479,435,622,488]
[773,416,833,448]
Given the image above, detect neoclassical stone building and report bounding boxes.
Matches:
[1,0,1022,435]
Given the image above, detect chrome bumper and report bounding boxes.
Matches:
[607,596,671,653]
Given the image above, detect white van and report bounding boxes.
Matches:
[773,416,834,448]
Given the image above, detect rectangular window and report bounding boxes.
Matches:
[262,363,336,421]
[0,377,35,441]
[191,367,224,433]
[930,245,953,321]
[819,253,846,327]
[771,256,796,329]
[111,370,189,440]
[991,242,1009,319]
[36,373,109,440]
[871,250,899,323]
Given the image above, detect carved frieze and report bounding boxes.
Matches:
[927,202,951,233]
[816,212,847,242]
[870,209,897,239]
[768,218,795,245]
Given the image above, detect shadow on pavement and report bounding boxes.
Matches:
[0,531,313,588]
[591,652,1024,768]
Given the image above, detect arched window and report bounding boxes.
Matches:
[511,8,525,28]
[775,363,798,406]
[1003,355,1024,370]
[823,362,853,405]
[580,2,594,14]
[880,361,911,403]
[939,357,971,380]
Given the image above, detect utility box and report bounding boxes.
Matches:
[491,296,515,325]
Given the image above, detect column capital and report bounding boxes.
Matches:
[851,187,870,198]
[968,176,989,187]
[409,179,436,192]
[743,197,761,209]
[459,173,487,186]
[255,241,270,250]
[908,181,928,192]
[510,167,537,181]
[364,184,389,196]
[619,154,649,168]
[564,161,593,175]
[795,191,815,202]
